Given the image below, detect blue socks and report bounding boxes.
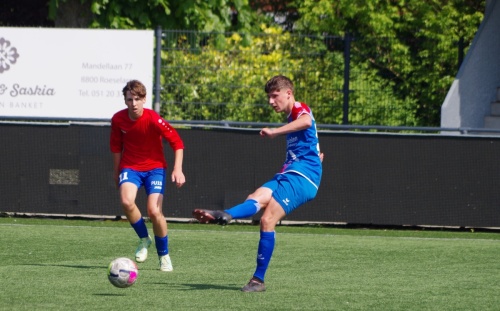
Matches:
[131,218,149,239]
[226,199,272,281]
[155,235,169,256]
[131,218,169,256]
[253,231,276,282]
[225,199,260,219]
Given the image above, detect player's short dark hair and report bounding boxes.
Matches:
[264,75,294,94]
[122,80,147,98]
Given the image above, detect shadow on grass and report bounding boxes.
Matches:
[21,263,104,269]
[181,283,240,291]
[147,282,240,291]
[93,293,127,297]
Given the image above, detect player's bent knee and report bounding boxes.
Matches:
[121,201,136,212]
[247,188,273,204]
[147,207,163,220]
[260,214,281,230]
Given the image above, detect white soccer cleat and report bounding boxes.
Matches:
[159,254,173,272]
[135,235,152,263]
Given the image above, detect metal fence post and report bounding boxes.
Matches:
[343,32,352,125]
[154,26,162,114]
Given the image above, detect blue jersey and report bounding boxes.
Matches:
[279,102,322,189]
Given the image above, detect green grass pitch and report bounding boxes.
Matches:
[1,217,499,311]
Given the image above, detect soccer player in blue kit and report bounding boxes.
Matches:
[193,75,322,292]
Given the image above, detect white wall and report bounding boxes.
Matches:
[441,0,500,130]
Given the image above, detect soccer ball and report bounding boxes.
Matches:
[107,257,138,288]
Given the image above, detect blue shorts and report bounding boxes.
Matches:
[262,172,318,215]
[119,168,166,195]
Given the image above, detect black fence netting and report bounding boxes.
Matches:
[158,30,465,127]
[1,123,500,228]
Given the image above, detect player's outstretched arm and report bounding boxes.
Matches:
[260,114,312,139]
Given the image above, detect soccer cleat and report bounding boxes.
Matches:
[135,235,152,263]
[159,254,173,272]
[241,277,266,292]
[192,209,232,225]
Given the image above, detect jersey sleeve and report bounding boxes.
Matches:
[152,113,184,151]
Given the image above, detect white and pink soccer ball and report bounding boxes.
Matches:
[107,257,138,288]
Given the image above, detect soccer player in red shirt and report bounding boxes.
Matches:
[110,80,185,271]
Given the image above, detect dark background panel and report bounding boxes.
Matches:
[1,124,499,228]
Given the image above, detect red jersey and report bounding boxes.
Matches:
[110,108,184,171]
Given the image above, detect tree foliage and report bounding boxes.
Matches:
[292,0,485,126]
[42,0,485,126]
[48,0,261,32]
[159,26,419,126]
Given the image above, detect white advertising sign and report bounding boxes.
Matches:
[0,27,154,120]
